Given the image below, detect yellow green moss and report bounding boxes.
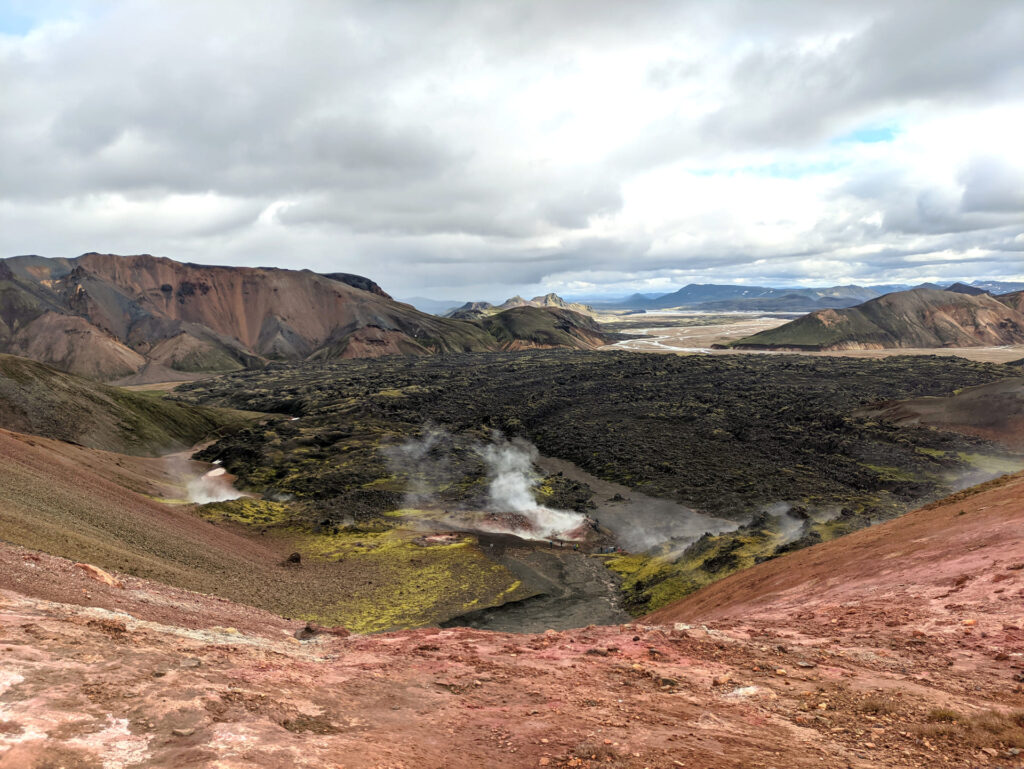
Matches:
[290,528,533,633]
[197,498,293,526]
[863,464,918,481]
[606,527,793,614]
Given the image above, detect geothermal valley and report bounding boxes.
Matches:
[5,2,1024,764]
[3,263,1024,767]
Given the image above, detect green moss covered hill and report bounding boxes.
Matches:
[0,353,247,455]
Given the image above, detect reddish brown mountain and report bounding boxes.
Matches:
[0,253,500,381]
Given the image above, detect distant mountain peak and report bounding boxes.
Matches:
[946,282,988,296]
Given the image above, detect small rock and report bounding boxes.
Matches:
[539,759,550,766]
[74,562,123,588]
[171,728,195,737]
[796,661,817,669]
[179,658,201,669]
[712,672,732,687]
[285,552,302,564]
[775,669,787,676]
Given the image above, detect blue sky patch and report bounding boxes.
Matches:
[0,5,34,35]
[832,125,900,144]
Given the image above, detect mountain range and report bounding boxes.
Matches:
[728,287,1024,350]
[585,280,1024,313]
[407,280,1024,316]
[0,253,611,382]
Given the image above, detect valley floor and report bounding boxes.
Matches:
[3,471,1024,768]
[602,313,1024,362]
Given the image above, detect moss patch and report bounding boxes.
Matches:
[289,527,532,633]
[197,498,293,527]
[862,464,919,482]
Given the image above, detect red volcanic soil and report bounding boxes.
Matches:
[3,473,1024,766]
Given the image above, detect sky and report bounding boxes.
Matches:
[1,1,1022,301]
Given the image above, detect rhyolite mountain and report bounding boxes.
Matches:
[446,292,595,319]
[0,253,610,382]
[727,287,1024,350]
[478,306,616,349]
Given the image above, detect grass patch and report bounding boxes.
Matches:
[912,709,1024,750]
[859,696,898,715]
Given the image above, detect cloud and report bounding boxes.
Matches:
[0,0,1022,298]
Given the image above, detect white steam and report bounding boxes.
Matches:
[384,428,588,541]
[383,425,454,508]
[478,438,587,540]
[186,467,244,504]
[761,502,808,546]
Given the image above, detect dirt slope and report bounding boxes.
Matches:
[730,287,1024,350]
[0,425,530,629]
[648,469,1024,627]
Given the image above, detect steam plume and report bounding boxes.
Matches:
[186,467,244,504]
[478,437,587,540]
[383,425,454,508]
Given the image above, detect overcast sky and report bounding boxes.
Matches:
[1,1,1022,300]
